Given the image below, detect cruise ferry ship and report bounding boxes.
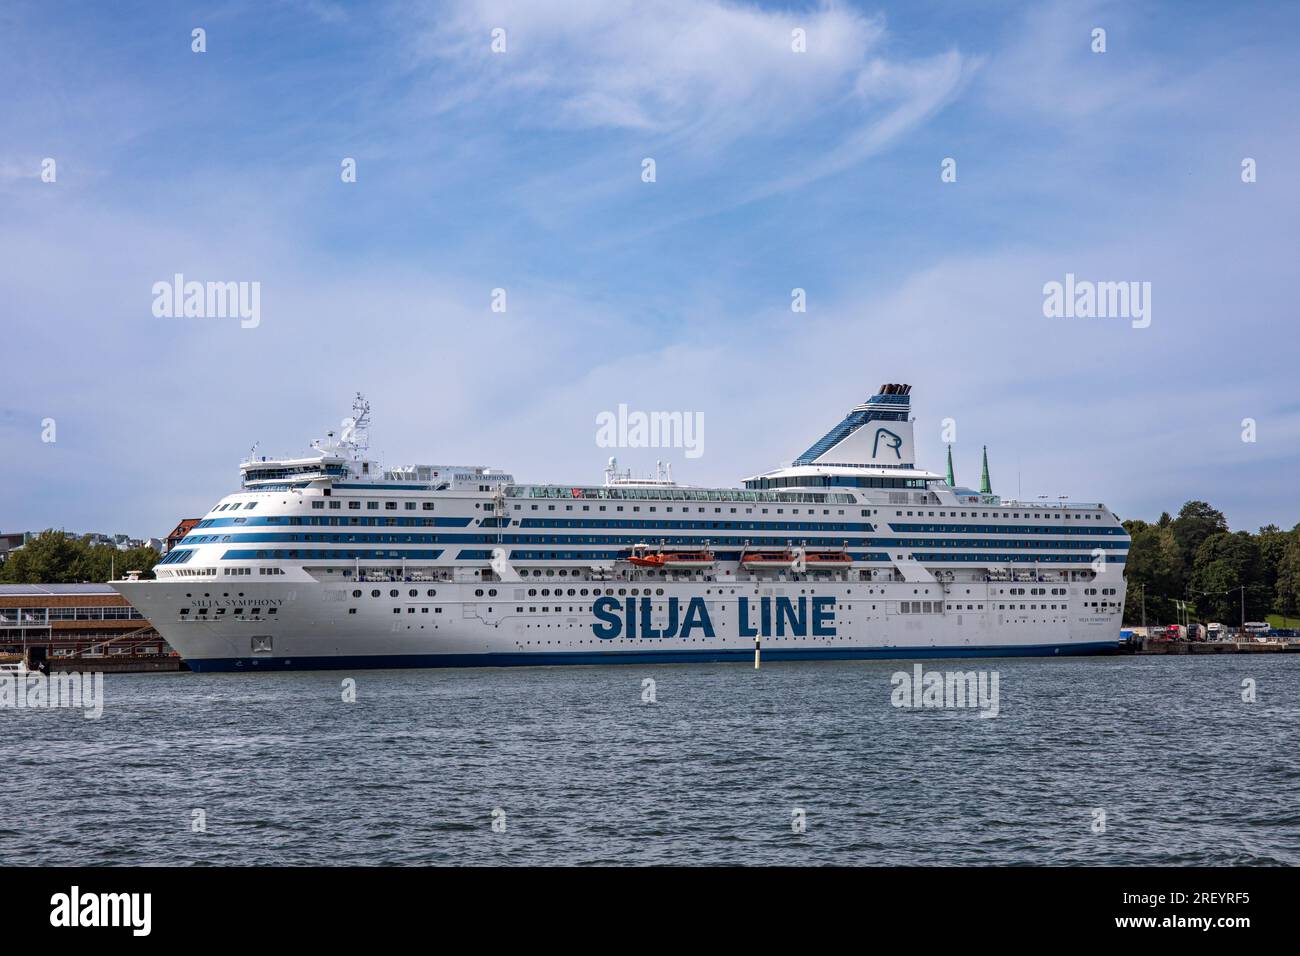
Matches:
[114,386,1129,670]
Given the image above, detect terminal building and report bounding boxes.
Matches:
[0,584,171,666]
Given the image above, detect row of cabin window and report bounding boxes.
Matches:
[304,497,1105,524]
[349,586,677,599]
[899,509,1102,520]
[310,498,864,518]
[516,503,854,516]
[313,500,435,511]
[246,493,1107,526]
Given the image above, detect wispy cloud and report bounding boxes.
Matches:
[401,0,972,203]
[414,1,886,133]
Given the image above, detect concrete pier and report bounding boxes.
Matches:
[47,657,188,673]
[1135,639,1298,655]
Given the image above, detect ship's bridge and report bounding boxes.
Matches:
[236,393,512,492]
[240,452,354,488]
[239,454,513,492]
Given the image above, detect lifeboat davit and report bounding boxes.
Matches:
[627,544,716,569]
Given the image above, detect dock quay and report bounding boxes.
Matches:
[46,656,188,673]
[1134,639,1300,655]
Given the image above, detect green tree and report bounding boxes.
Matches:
[1275,525,1300,620]
[1256,524,1288,617]
[71,540,160,582]
[0,531,81,583]
[1171,501,1228,579]
[1189,531,1268,624]
[0,530,159,583]
[1122,524,1184,625]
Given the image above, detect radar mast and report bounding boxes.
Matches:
[339,392,371,459]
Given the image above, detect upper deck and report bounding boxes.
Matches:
[152,385,1127,580]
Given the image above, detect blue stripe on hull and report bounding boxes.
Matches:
[185,641,1121,672]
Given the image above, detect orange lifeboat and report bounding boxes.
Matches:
[804,550,852,567]
[627,544,716,569]
[740,549,797,569]
[741,547,852,569]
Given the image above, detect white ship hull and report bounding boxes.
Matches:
[115,574,1124,671]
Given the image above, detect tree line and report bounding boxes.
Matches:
[0,531,161,584]
[1122,501,1300,626]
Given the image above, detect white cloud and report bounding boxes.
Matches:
[418,1,882,131]
[404,0,971,193]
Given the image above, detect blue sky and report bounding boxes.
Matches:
[3,0,1299,537]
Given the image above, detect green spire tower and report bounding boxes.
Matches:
[979,445,992,495]
[945,444,955,487]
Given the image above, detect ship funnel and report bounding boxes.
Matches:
[793,384,916,467]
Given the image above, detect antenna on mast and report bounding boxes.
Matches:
[339,392,371,458]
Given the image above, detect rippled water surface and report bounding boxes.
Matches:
[2,655,1298,865]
